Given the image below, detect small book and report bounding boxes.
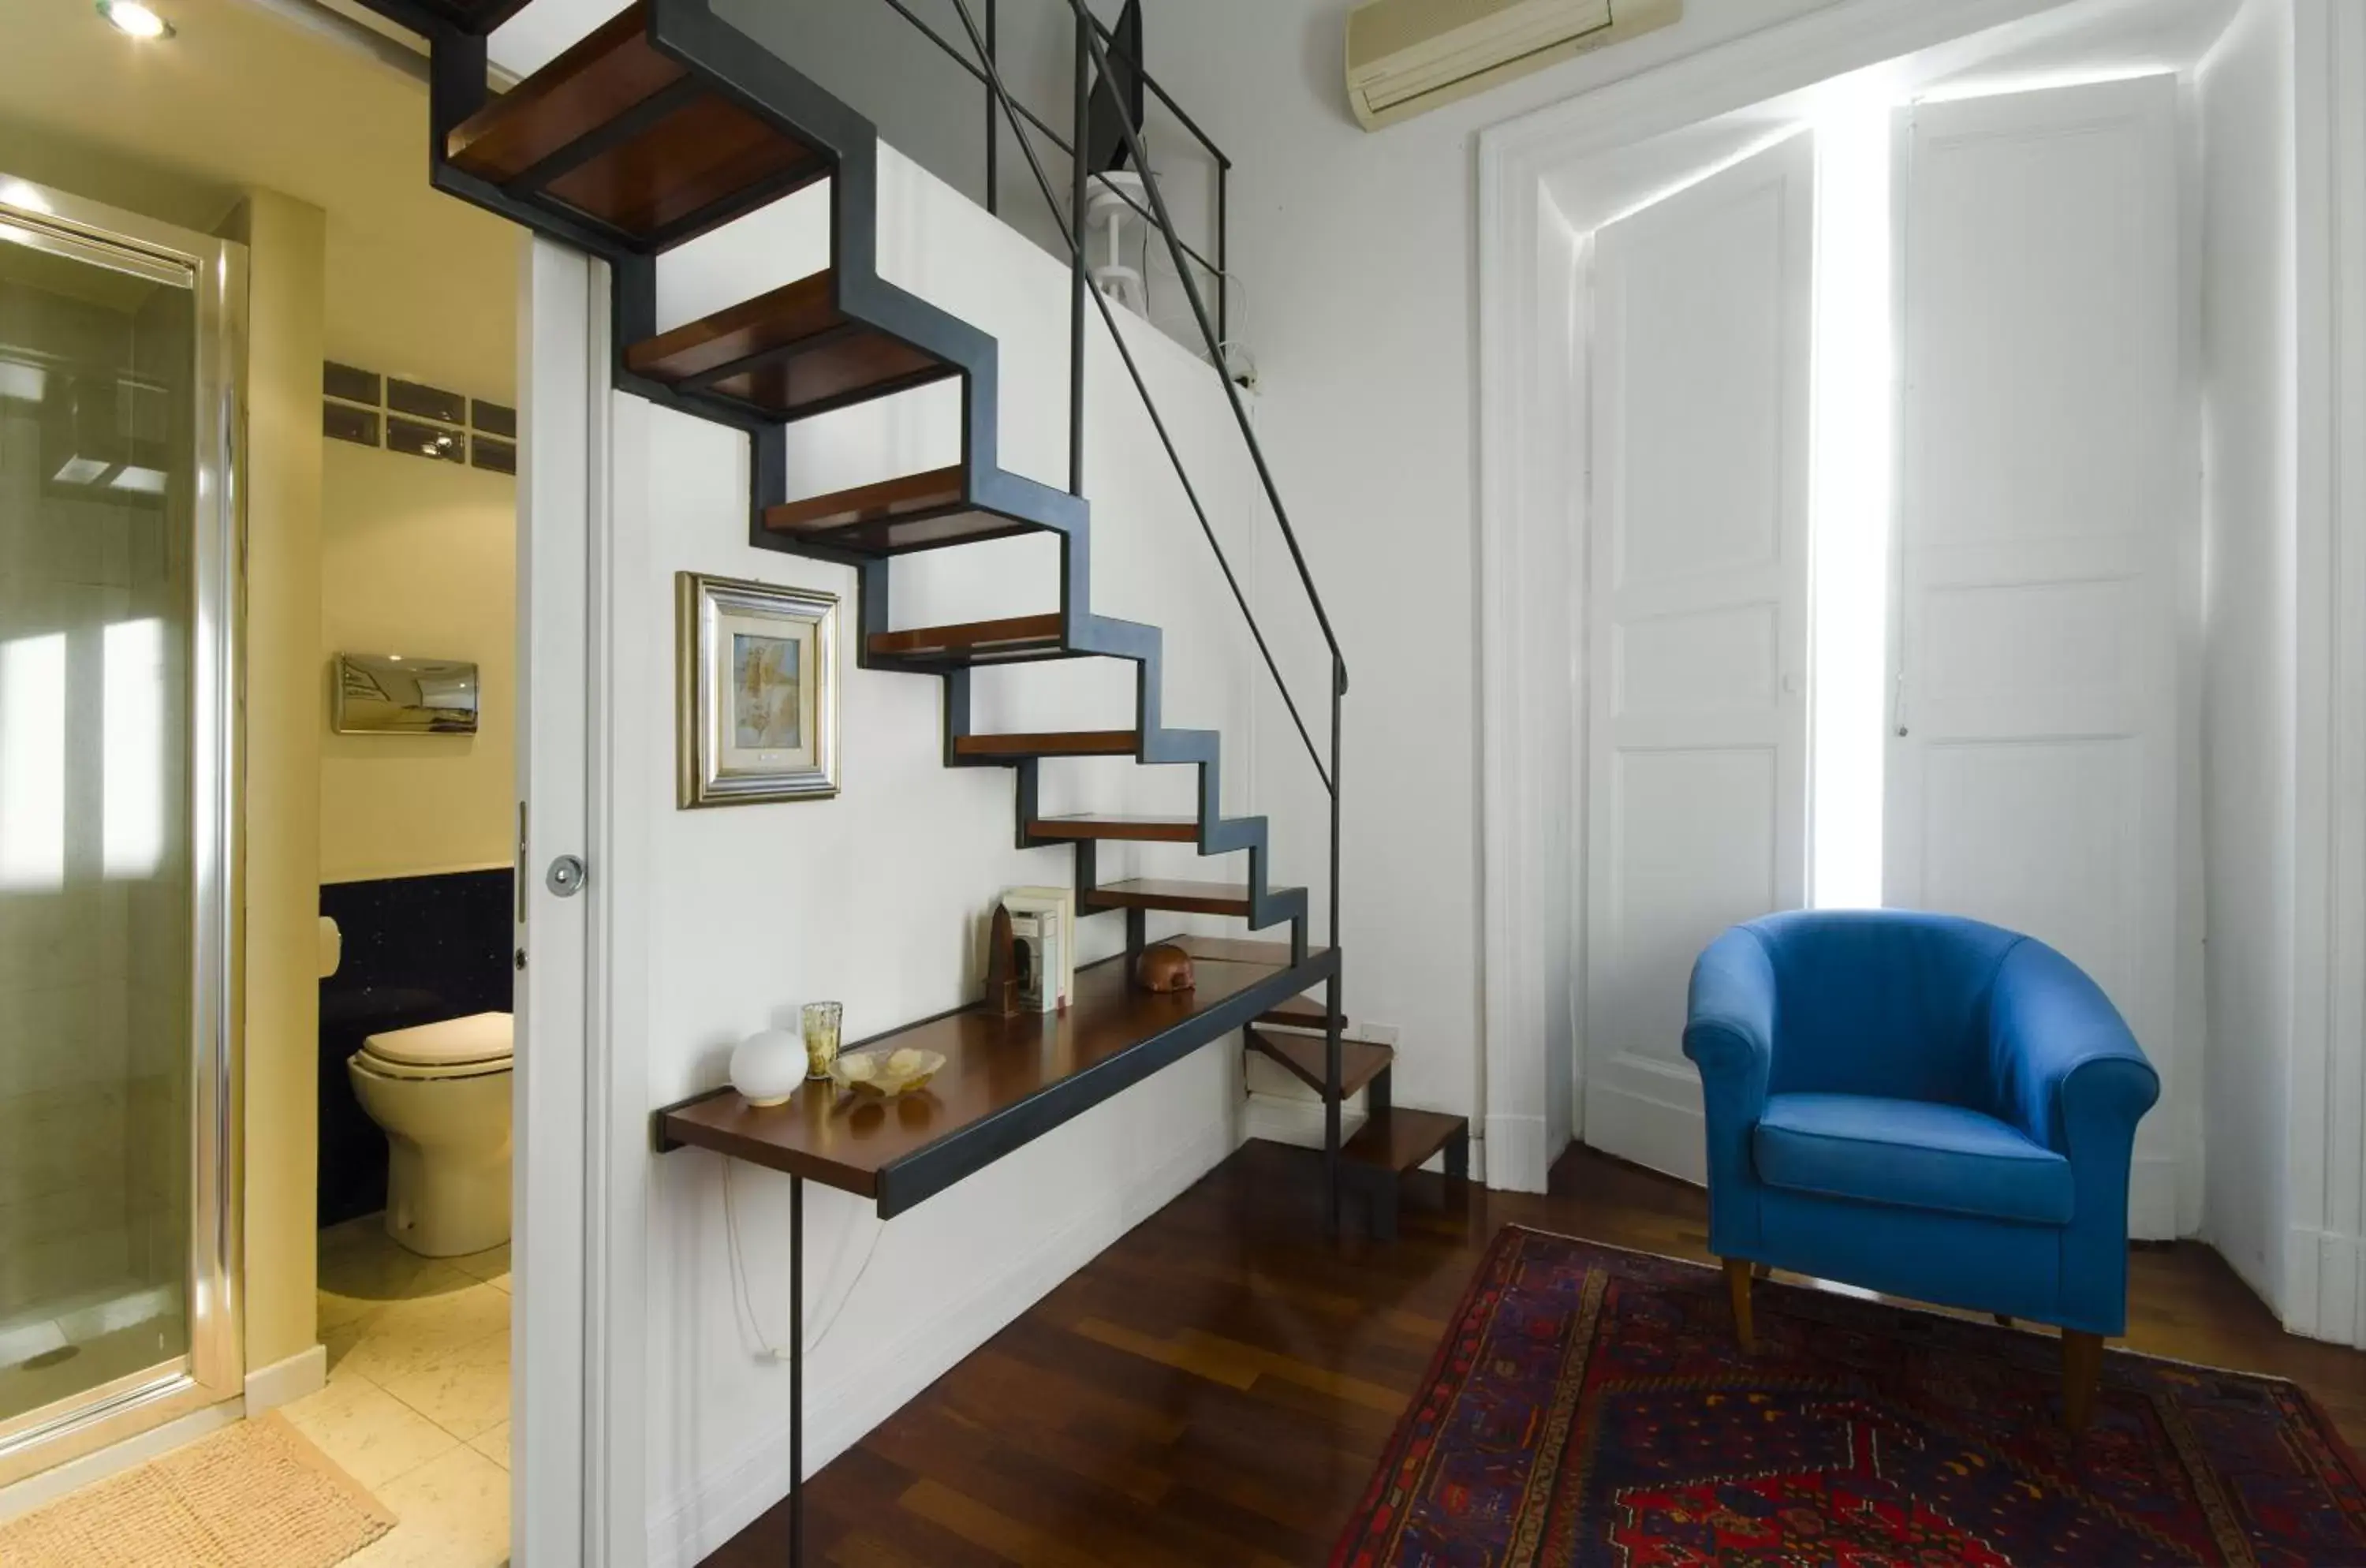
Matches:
[1002,886,1075,1010]
[1009,909,1062,1014]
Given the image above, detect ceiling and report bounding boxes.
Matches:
[0,0,519,401]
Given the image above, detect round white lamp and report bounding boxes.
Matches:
[730,1028,807,1107]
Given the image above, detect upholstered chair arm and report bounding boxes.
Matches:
[1684,926,1778,1257]
[1987,939,2161,1335]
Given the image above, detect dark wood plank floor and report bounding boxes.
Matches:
[707,1140,2366,1566]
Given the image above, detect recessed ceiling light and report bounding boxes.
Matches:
[97,1,174,39]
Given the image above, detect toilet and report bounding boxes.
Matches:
[348,1011,513,1258]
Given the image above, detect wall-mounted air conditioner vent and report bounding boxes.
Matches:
[1345,0,1681,130]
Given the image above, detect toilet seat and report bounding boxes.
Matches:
[358,1011,514,1082]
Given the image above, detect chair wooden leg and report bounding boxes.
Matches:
[2062,1330,2103,1434]
[1722,1257,1756,1355]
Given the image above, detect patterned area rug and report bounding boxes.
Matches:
[1334,1226,2366,1566]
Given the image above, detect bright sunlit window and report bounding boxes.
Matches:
[104,618,166,879]
[1808,103,1893,909]
[1,633,68,892]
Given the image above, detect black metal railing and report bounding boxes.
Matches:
[927,7,1342,771]
[875,2,1237,371]
[927,0,1353,1219]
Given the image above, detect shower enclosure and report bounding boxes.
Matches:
[0,175,241,1483]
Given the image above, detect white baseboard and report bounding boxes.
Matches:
[1244,1091,1365,1151]
[1484,1111,1549,1193]
[1580,1082,1706,1185]
[2127,1155,2181,1243]
[2279,1226,2366,1347]
[644,1121,1237,1568]
[242,1343,327,1416]
[0,1398,240,1524]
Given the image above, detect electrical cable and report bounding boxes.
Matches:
[722,1156,888,1364]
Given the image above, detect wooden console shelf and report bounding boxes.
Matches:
[654,935,1335,1217]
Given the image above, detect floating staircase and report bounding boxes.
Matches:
[363,0,1465,1238]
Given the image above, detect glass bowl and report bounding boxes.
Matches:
[828,1047,947,1099]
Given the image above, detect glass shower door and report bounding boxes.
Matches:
[0,177,240,1467]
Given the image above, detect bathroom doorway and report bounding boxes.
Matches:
[0,179,243,1484]
[0,0,604,1551]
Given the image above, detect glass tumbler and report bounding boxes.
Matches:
[802,1001,844,1081]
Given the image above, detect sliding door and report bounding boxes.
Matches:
[1583,133,1814,1180]
[1887,77,2185,1136]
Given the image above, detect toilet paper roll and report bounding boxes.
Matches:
[319,915,341,980]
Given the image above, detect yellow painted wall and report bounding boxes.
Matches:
[319,441,517,883]
[222,189,326,1382]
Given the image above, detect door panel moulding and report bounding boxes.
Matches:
[1476,0,2200,1196]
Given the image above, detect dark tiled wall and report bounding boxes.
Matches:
[317,869,513,1227]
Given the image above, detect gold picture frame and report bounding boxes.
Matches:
[677,571,841,807]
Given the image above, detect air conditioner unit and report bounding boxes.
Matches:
[1345,0,1681,130]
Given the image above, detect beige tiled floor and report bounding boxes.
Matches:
[285,1215,510,1567]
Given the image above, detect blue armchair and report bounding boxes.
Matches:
[1683,909,2159,1430]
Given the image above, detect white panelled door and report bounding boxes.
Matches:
[1584,133,1814,1182]
[1888,77,2185,1231]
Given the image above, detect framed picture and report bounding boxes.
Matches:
[677,571,840,807]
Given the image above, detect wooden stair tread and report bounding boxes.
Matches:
[1084,879,1301,917]
[1344,1107,1467,1174]
[1245,1028,1392,1098]
[954,731,1138,758]
[1256,994,1345,1029]
[869,614,1064,660]
[628,275,953,421]
[1029,816,1199,842]
[800,510,1043,556]
[772,467,968,536]
[446,4,827,242]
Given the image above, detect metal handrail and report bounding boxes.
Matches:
[937,0,1349,693]
[1065,8,1349,693]
[943,0,1333,792]
[874,1,1236,348]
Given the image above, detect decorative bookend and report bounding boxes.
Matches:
[983,905,1022,1017]
[1133,942,1196,995]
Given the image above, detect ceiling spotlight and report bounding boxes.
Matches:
[98,1,174,39]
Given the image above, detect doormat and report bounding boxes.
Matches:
[0,1411,395,1567]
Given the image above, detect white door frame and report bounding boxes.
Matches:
[515,238,645,1562]
[2282,0,2366,1346]
[1475,0,2089,1193]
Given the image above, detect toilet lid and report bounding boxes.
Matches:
[363,1011,513,1070]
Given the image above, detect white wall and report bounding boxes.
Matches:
[319,443,518,883]
[2196,0,2297,1306]
[614,143,1271,1563]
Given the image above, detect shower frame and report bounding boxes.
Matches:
[0,174,246,1489]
